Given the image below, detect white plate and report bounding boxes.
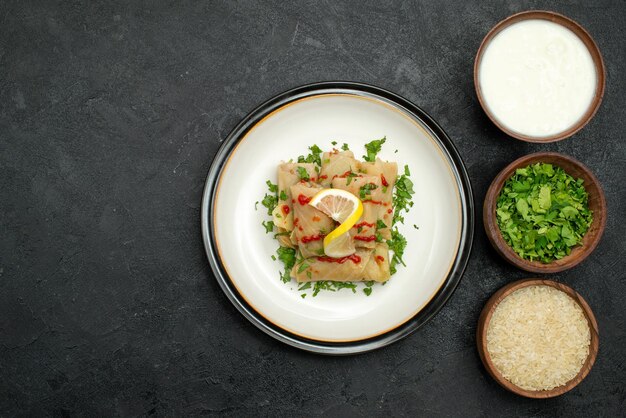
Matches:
[202,83,473,354]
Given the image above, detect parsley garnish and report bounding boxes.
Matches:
[254,201,259,210]
[266,180,278,193]
[331,141,337,146]
[276,246,296,283]
[341,143,350,151]
[261,179,279,216]
[296,166,310,181]
[297,145,323,166]
[261,193,277,216]
[308,280,358,297]
[496,162,593,263]
[279,190,287,201]
[387,228,407,275]
[297,262,310,274]
[359,182,378,199]
[262,220,274,233]
[363,137,386,162]
[345,172,358,185]
[392,165,415,225]
[376,219,387,229]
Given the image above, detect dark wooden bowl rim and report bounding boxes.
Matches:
[477,279,599,398]
[474,10,606,143]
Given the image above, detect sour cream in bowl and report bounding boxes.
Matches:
[475,11,605,142]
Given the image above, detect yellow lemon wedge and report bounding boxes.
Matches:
[309,189,363,257]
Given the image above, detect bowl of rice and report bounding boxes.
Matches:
[477,279,599,398]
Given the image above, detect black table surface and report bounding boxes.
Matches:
[2,1,625,416]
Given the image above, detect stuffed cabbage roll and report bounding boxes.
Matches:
[272,163,317,233]
[319,150,361,187]
[292,243,391,283]
[289,182,335,258]
[361,158,398,240]
[331,175,383,248]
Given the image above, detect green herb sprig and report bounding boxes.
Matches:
[363,137,386,162]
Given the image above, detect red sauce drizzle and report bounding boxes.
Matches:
[381,174,389,187]
[297,194,312,205]
[312,215,320,222]
[353,221,375,229]
[281,205,290,215]
[387,208,393,214]
[301,234,325,243]
[354,236,377,242]
[319,175,328,180]
[316,254,361,264]
[363,200,383,205]
[375,255,385,264]
[294,217,299,226]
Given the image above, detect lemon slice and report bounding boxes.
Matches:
[309,189,363,257]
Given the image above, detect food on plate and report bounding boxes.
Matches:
[495,162,592,263]
[258,139,415,296]
[486,285,591,391]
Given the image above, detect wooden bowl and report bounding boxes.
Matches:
[484,152,606,273]
[477,279,599,398]
[474,10,606,143]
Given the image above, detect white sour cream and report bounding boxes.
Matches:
[479,19,597,138]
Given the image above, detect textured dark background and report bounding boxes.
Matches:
[1,0,624,416]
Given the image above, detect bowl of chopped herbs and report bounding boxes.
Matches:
[484,152,606,273]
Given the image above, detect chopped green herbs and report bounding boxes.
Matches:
[262,220,274,234]
[297,262,310,274]
[392,165,415,225]
[261,178,279,216]
[359,182,378,199]
[266,180,278,193]
[496,162,593,263]
[387,228,407,275]
[298,282,312,291]
[312,281,357,296]
[279,190,288,201]
[296,166,310,181]
[261,193,277,216]
[363,137,386,162]
[276,246,296,283]
[376,219,387,229]
[254,201,259,210]
[345,172,358,185]
[297,144,323,166]
[331,141,337,146]
[341,143,350,151]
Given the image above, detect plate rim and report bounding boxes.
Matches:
[201,81,474,355]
